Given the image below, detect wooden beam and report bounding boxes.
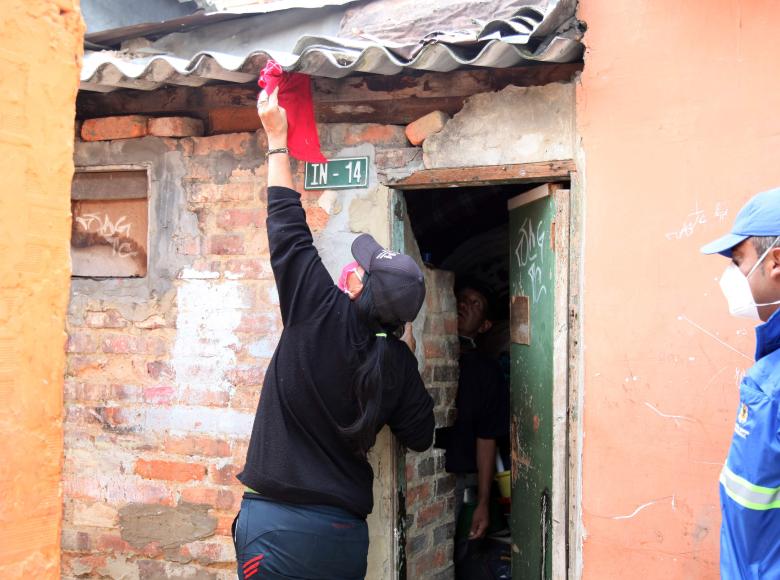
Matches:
[312,64,583,104]
[386,160,576,190]
[76,63,583,128]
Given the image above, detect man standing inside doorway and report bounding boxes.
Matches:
[439,280,509,559]
[701,188,780,579]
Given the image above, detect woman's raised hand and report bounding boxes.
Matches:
[257,87,288,148]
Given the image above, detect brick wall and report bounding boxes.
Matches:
[63,130,284,579]
[404,268,459,579]
[62,118,440,578]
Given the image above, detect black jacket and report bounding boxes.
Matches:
[238,186,434,518]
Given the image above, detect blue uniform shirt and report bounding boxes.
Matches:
[721,309,780,579]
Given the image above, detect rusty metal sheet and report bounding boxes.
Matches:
[71,198,149,277]
[79,1,582,92]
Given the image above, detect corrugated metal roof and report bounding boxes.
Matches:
[80,1,583,93]
[83,1,363,47]
[196,0,359,12]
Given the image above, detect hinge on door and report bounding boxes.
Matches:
[394,198,405,221]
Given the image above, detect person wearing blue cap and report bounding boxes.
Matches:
[702,187,780,579]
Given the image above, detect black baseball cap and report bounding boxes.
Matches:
[351,234,426,323]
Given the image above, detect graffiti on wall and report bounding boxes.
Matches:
[71,199,148,277]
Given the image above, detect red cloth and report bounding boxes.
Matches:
[258,60,326,163]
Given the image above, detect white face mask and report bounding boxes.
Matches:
[719,236,780,320]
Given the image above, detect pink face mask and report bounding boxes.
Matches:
[338,261,362,296]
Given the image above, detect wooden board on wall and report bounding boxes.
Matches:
[77,63,583,130]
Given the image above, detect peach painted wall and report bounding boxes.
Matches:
[0,1,83,577]
[576,1,780,577]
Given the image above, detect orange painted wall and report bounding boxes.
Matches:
[0,1,83,577]
[576,1,780,577]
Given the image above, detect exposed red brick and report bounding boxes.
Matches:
[96,534,162,558]
[304,206,330,231]
[67,332,98,354]
[405,462,416,481]
[135,315,167,330]
[405,111,450,146]
[230,383,260,411]
[147,116,204,138]
[180,388,230,408]
[164,435,231,458]
[181,487,234,510]
[63,554,107,576]
[101,334,168,356]
[209,463,241,485]
[411,545,448,577]
[143,385,175,404]
[424,339,446,359]
[62,529,93,553]
[192,132,252,156]
[146,360,174,381]
[236,312,277,335]
[223,258,272,280]
[214,513,237,537]
[99,335,131,354]
[186,182,256,203]
[64,381,141,403]
[67,355,106,377]
[187,541,228,565]
[93,406,128,430]
[81,115,148,141]
[208,108,262,134]
[406,482,431,507]
[96,534,131,553]
[333,124,408,147]
[206,234,245,255]
[135,459,206,482]
[85,310,128,329]
[175,235,201,256]
[228,365,266,388]
[217,208,267,230]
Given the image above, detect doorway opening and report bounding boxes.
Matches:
[397,175,574,579]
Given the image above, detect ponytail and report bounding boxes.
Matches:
[340,275,401,457]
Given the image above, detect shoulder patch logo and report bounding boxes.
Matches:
[738,402,749,425]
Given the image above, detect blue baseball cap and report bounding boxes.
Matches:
[701,187,780,257]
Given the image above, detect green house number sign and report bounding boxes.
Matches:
[304,157,369,190]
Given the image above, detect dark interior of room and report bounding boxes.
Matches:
[404,183,540,324]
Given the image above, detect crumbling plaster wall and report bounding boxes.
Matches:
[0,2,84,579]
[63,125,413,579]
[63,79,576,579]
[423,83,575,169]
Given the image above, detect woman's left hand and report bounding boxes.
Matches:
[401,322,416,352]
[257,87,288,148]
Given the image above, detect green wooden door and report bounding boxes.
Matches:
[508,185,565,579]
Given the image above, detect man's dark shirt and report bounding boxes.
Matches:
[444,340,509,474]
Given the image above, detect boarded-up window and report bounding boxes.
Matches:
[71,170,148,277]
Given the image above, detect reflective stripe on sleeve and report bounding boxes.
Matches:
[720,464,780,511]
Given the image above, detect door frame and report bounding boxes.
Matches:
[385,161,583,579]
